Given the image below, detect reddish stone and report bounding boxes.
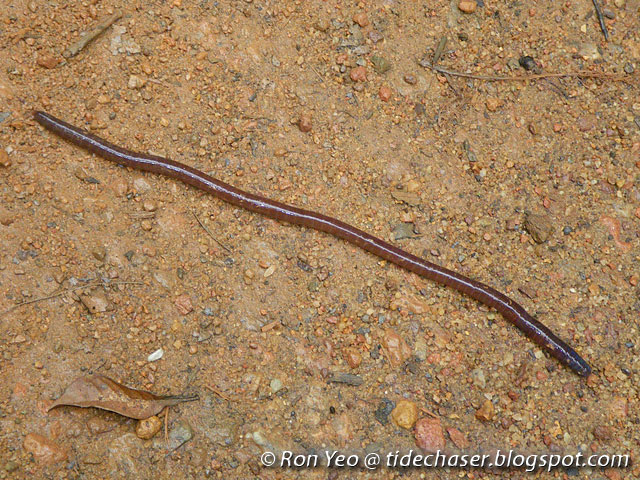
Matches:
[350,66,367,82]
[447,427,469,449]
[414,418,445,452]
[379,86,392,102]
[23,433,68,465]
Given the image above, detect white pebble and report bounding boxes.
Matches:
[147,348,164,362]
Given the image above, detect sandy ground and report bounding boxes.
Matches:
[1,0,639,479]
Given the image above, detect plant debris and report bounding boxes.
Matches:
[63,11,122,58]
[48,375,198,420]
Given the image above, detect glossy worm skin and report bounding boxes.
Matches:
[33,111,591,377]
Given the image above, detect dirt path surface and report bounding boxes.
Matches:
[1,1,638,478]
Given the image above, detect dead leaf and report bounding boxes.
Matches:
[48,375,198,420]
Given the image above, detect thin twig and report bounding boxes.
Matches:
[1,281,143,316]
[419,60,627,82]
[147,78,173,88]
[309,65,326,86]
[542,78,569,99]
[205,384,232,402]
[129,211,155,219]
[433,36,447,65]
[419,407,439,419]
[63,11,122,58]
[164,407,169,445]
[591,0,610,41]
[191,210,231,252]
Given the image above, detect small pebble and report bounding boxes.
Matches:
[414,337,427,361]
[447,427,470,449]
[147,348,164,362]
[37,54,59,69]
[592,425,613,441]
[374,399,395,425]
[524,212,553,244]
[113,179,128,196]
[174,294,194,315]
[23,433,68,465]
[485,97,501,112]
[475,399,495,421]
[579,43,601,61]
[80,292,110,313]
[270,378,283,394]
[136,416,162,440]
[380,328,411,367]
[392,223,418,240]
[609,396,628,418]
[470,368,486,388]
[519,55,537,71]
[414,418,446,452]
[133,177,151,193]
[314,18,330,32]
[391,400,418,429]
[143,200,157,212]
[92,246,107,262]
[128,75,146,89]
[0,207,15,225]
[368,31,383,43]
[378,86,392,102]
[403,74,417,85]
[297,113,312,133]
[371,56,391,74]
[349,66,367,82]
[458,0,477,13]
[352,12,369,27]
[0,150,11,168]
[343,348,362,368]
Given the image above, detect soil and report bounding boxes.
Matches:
[1,0,639,479]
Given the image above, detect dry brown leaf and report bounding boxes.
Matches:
[48,375,198,420]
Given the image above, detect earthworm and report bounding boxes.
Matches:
[33,111,591,376]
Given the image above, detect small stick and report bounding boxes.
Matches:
[164,407,169,444]
[419,60,627,82]
[309,65,326,85]
[433,37,447,65]
[419,407,439,419]
[63,11,122,58]
[0,281,143,316]
[261,319,281,332]
[191,210,231,252]
[591,0,610,41]
[205,384,232,402]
